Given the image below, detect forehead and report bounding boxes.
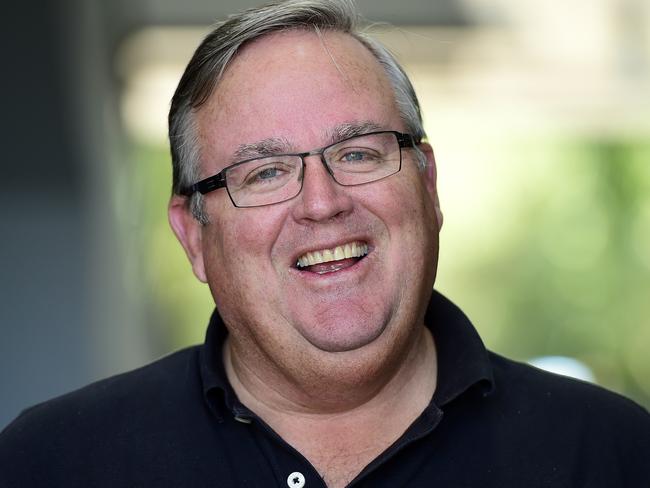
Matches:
[195,29,402,168]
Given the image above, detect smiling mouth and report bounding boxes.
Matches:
[296,241,369,274]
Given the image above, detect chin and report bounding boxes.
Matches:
[303,325,387,354]
[294,304,399,355]
[285,284,423,360]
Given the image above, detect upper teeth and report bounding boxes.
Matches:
[297,242,368,268]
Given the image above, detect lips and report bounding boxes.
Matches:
[296,241,369,273]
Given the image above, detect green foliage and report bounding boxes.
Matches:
[437,137,650,407]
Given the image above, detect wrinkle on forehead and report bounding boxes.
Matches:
[231,120,385,162]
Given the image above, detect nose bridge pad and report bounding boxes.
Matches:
[301,153,338,187]
[319,154,337,181]
[298,159,305,182]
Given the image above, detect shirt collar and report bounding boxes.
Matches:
[426,291,495,405]
[199,290,495,419]
[198,310,234,421]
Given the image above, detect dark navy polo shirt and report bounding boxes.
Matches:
[1,291,649,487]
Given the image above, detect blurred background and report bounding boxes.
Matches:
[2,0,649,428]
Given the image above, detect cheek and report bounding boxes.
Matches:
[379,175,430,227]
[201,219,264,314]
[208,206,285,273]
[379,175,438,259]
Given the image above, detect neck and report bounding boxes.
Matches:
[224,323,437,417]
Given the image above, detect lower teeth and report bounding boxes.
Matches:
[315,263,345,274]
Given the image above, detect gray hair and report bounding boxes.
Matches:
[169,0,427,224]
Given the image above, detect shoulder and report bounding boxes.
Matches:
[487,352,650,455]
[0,346,203,481]
[10,345,201,426]
[475,352,650,484]
[489,351,649,418]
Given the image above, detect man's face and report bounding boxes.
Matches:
[171,30,441,380]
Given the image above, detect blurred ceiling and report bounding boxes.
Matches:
[114,0,477,28]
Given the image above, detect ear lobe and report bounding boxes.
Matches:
[168,195,208,283]
[420,143,443,231]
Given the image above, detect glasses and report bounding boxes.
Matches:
[181,130,420,208]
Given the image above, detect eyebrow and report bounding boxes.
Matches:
[232,137,291,162]
[327,121,384,144]
[231,121,385,162]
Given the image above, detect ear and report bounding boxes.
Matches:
[168,195,208,283]
[419,143,443,231]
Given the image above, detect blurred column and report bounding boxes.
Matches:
[0,0,149,429]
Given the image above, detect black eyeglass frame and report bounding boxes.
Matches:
[180,130,420,207]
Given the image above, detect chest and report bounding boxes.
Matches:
[298,439,392,488]
[42,405,640,488]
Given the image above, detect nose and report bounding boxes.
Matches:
[290,155,353,223]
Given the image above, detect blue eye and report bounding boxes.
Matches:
[256,167,281,180]
[242,161,296,189]
[343,151,366,162]
[337,149,382,166]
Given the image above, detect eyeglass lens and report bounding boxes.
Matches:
[225,132,402,207]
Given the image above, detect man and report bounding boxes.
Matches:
[1,1,649,486]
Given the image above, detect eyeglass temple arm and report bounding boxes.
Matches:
[396,132,421,148]
[180,173,227,196]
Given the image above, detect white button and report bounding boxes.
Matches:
[287,471,305,488]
